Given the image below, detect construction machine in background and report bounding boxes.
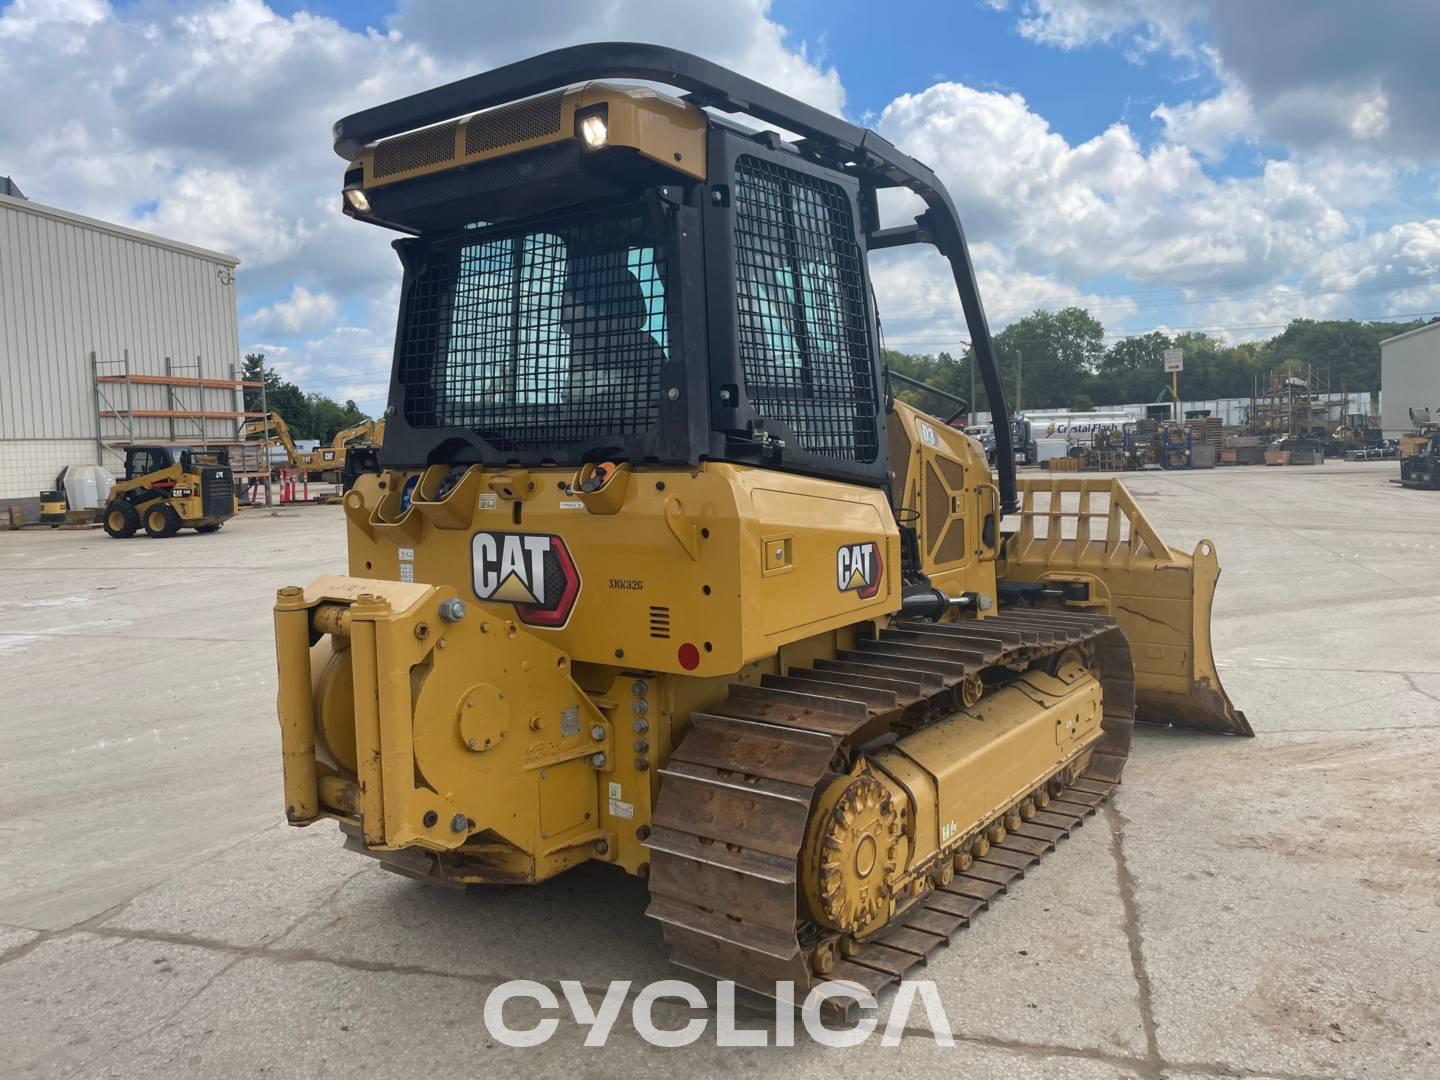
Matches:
[242,412,386,488]
[302,418,388,484]
[1399,410,1440,489]
[1399,409,1440,489]
[241,412,305,470]
[273,44,1249,1001]
[103,444,236,538]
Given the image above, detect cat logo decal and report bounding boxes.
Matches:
[471,532,581,628]
[836,541,883,600]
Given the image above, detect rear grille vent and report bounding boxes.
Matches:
[465,91,564,155]
[201,469,233,517]
[373,119,461,179]
[649,606,671,640]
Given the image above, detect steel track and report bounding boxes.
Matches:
[645,607,1136,1002]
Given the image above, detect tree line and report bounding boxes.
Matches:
[242,353,369,442]
[884,311,1434,419]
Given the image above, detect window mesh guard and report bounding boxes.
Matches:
[733,155,878,462]
[397,212,669,451]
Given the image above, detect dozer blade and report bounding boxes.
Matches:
[1004,477,1252,736]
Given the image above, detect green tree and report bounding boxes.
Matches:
[1258,318,1424,392]
[879,311,1416,417]
[241,353,369,441]
[883,349,972,420]
[992,307,1106,410]
[305,393,369,442]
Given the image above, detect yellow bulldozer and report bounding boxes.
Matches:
[274,44,1249,999]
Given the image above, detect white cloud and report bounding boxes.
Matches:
[131,170,316,270]
[997,0,1208,55]
[0,0,106,41]
[871,242,1137,355]
[385,0,845,115]
[876,80,1351,294]
[1152,76,1254,161]
[996,0,1440,159]
[246,285,340,335]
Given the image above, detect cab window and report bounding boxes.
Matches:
[125,448,169,479]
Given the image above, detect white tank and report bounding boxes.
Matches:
[63,464,115,510]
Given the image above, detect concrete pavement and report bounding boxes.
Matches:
[1,461,1437,1078]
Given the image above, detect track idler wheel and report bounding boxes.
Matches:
[802,773,902,938]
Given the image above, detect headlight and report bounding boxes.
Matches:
[344,188,371,213]
[579,114,608,150]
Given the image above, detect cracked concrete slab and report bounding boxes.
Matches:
[0,522,338,932]
[274,836,675,986]
[907,816,1150,1057]
[1216,666,1440,732]
[0,924,41,954]
[0,932,234,1078]
[105,821,362,949]
[1119,727,1440,1079]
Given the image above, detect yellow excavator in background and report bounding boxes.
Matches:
[302,418,388,484]
[273,44,1249,1001]
[241,411,304,470]
[242,412,385,487]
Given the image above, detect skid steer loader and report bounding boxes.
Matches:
[103,444,236,538]
[274,43,1249,999]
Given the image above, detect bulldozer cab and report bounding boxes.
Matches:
[327,41,1245,735]
[335,44,1015,502]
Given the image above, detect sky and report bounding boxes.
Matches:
[2,0,1438,415]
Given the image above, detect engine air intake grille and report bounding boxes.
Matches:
[732,154,879,463]
[396,209,669,452]
[201,469,233,518]
[465,91,565,155]
[373,119,461,179]
[649,606,671,639]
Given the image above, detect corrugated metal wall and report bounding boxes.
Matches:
[0,194,242,446]
[1380,323,1440,435]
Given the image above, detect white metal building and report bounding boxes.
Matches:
[0,191,242,511]
[1380,321,1440,435]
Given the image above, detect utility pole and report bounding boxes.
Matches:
[969,352,976,422]
[1015,348,1023,413]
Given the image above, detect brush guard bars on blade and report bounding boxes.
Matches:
[1002,477,1252,736]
